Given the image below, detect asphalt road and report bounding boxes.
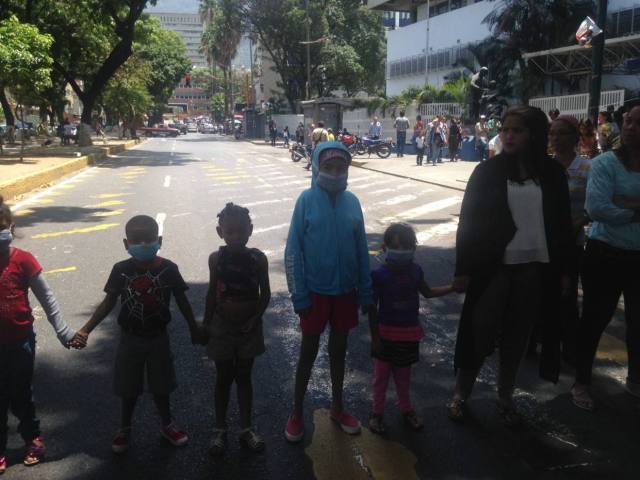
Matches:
[3,134,639,480]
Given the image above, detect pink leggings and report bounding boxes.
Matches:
[372,359,412,414]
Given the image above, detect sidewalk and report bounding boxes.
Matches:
[0,136,145,202]
[351,155,476,192]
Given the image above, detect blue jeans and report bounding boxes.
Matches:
[430,143,442,165]
[0,334,40,454]
[396,131,407,156]
[477,139,489,161]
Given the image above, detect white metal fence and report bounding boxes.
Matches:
[528,90,625,120]
[419,102,464,119]
[342,103,420,141]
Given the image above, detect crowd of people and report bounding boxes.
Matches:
[1,103,639,474]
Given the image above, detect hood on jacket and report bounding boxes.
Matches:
[311,141,352,186]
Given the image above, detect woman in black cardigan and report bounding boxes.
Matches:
[447,106,574,427]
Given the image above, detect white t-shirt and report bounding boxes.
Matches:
[503,179,550,264]
[489,135,502,155]
[416,136,425,149]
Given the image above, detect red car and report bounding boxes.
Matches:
[137,125,180,137]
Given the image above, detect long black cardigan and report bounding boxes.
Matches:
[453,153,574,383]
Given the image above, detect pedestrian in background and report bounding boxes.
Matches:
[369,116,382,140]
[474,115,489,161]
[428,117,445,166]
[269,120,277,147]
[412,114,424,151]
[203,203,270,455]
[284,142,372,443]
[327,128,335,142]
[296,122,305,144]
[367,223,454,434]
[0,196,83,473]
[597,111,618,153]
[448,106,573,427]
[579,118,598,158]
[283,126,290,147]
[572,104,640,411]
[548,115,591,365]
[76,215,201,454]
[549,108,560,122]
[393,110,410,157]
[311,121,328,148]
[415,131,425,166]
[448,118,461,162]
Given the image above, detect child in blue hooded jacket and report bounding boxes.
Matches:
[284,141,373,443]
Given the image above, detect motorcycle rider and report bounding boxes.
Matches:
[368,117,382,140]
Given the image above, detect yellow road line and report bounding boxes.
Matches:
[36,199,54,205]
[94,193,132,199]
[32,223,119,239]
[44,266,77,274]
[305,409,418,480]
[89,200,126,207]
[15,209,34,217]
[92,209,126,217]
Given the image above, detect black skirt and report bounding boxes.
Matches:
[372,339,419,367]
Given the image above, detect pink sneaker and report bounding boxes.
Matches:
[111,428,130,454]
[161,422,188,447]
[330,411,361,435]
[0,455,7,475]
[284,414,304,443]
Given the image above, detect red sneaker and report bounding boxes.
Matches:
[284,414,304,443]
[330,411,361,435]
[0,455,7,475]
[161,422,188,447]
[23,436,46,466]
[111,428,130,454]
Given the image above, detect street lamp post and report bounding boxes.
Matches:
[305,0,311,100]
[588,0,609,122]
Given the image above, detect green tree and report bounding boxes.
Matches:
[200,0,244,117]
[135,16,191,124]
[101,56,152,129]
[22,0,158,145]
[0,15,53,129]
[482,0,596,100]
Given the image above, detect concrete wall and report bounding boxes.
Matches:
[342,103,421,143]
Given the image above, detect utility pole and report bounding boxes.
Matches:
[305,0,311,100]
[588,0,608,122]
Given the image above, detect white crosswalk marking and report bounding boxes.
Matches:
[244,198,294,207]
[377,194,417,206]
[415,218,459,244]
[253,223,289,234]
[380,196,462,223]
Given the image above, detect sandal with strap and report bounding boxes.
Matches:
[239,428,265,452]
[446,398,466,422]
[571,384,595,411]
[209,428,227,457]
[368,413,386,435]
[0,456,7,475]
[497,402,523,429]
[403,410,424,431]
[23,437,46,466]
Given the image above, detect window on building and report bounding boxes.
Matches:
[619,9,633,35]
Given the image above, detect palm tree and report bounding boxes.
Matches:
[200,0,244,117]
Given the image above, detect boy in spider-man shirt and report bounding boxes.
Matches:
[76,215,201,454]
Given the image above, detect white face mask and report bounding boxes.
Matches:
[0,228,13,252]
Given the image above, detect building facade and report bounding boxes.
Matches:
[369,0,640,97]
[148,12,207,68]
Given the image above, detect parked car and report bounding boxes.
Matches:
[187,123,198,132]
[137,125,180,137]
[200,123,216,134]
[169,123,188,135]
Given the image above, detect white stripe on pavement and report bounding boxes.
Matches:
[163,175,171,187]
[377,194,417,206]
[380,196,462,223]
[244,198,293,207]
[253,223,289,234]
[156,213,167,236]
[416,218,459,244]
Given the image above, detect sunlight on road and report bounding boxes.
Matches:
[306,409,418,480]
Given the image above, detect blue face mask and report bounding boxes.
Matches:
[128,242,160,262]
[317,172,348,193]
[386,249,414,266]
[0,229,12,253]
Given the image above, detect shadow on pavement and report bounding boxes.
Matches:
[15,206,112,228]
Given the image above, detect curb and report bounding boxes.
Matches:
[350,160,467,193]
[0,138,145,201]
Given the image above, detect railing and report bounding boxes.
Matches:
[528,90,625,120]
[419,102,464,118]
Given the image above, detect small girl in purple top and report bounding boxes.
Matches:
[368,223,454,434]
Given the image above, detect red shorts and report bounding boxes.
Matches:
[299,291,358,335]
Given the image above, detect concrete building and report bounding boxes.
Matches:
[368,0,640,97]
[149,12,207,68]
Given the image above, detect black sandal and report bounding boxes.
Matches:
[446,398,466,422]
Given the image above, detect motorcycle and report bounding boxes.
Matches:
[290,141,311,163]
[354,135,393,158]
